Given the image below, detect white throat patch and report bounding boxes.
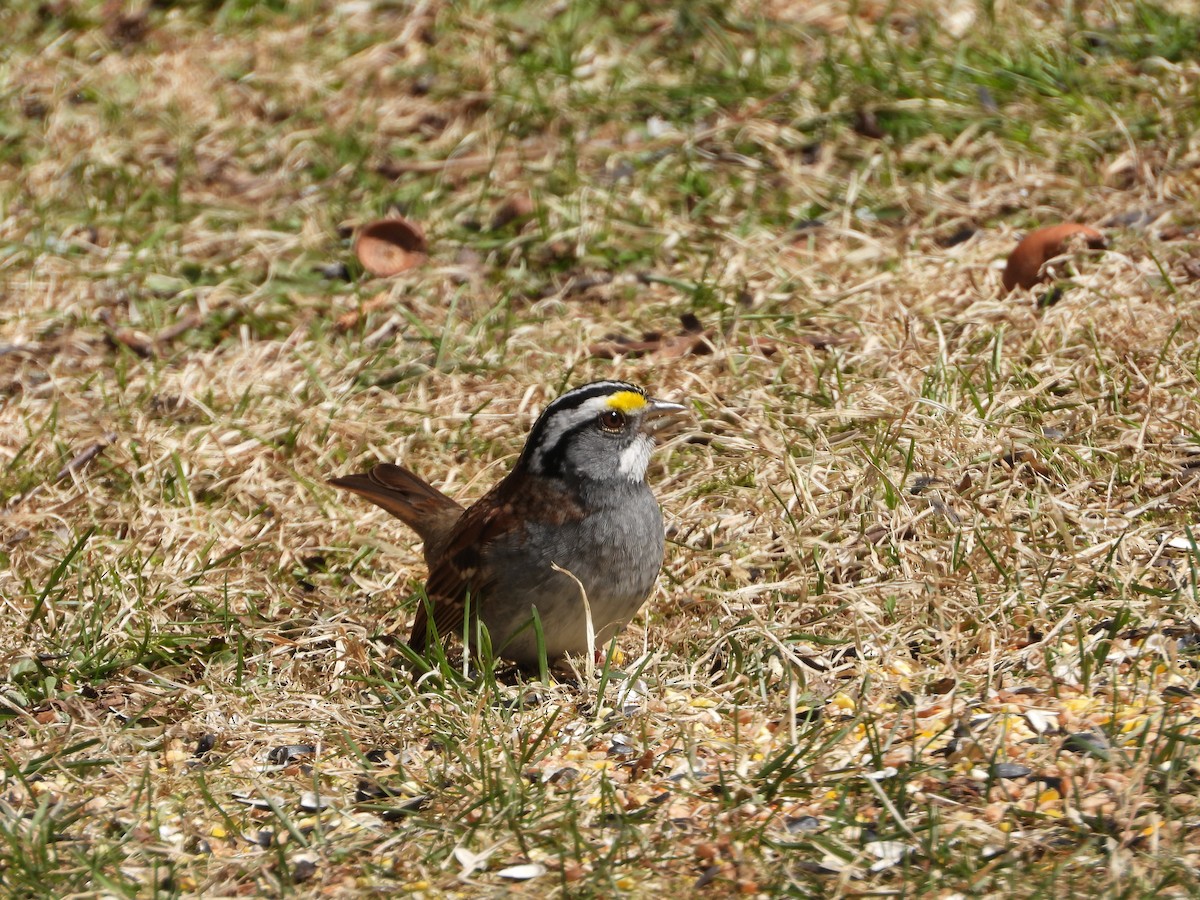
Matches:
[618,435,653,481]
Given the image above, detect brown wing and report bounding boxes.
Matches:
[408,473,587,652]
[408,479,510,651]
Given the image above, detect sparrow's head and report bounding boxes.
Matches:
[520,381,687,483]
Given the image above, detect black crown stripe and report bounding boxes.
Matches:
[542,381,642,415]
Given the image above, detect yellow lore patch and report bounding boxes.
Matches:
[606,391,647,413]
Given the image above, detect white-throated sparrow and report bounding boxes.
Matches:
[331,381,686,667]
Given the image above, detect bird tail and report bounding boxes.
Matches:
[329,463,463,551]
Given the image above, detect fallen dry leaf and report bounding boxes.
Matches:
[1002,223,1105,292]
[588,314,852,360]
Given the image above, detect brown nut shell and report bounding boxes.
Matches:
[354,217,429,277]
[1002,223,1105,292]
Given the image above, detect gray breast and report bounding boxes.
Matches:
[476,482,664,664]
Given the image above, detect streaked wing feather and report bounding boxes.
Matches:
[406,472,587,652]
[408,482,509,648]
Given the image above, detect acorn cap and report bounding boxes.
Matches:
[354,216,429,277]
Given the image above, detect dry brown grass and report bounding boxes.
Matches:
[3,0,1200,895]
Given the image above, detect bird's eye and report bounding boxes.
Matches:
[598,409,626,432]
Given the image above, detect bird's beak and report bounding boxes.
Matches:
[640,398,689,434]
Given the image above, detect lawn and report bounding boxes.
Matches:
[3,0,1200,895]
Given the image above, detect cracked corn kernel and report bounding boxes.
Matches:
[1121,716,1147,734]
